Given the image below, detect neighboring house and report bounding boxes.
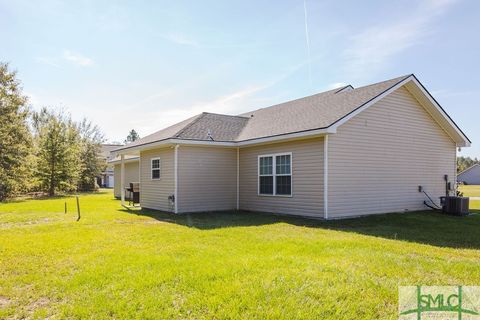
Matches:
[98,144,123,188]
[458,164,480,185]
[108,156,140,198]
[112,75,470,219]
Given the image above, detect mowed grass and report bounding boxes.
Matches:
[459,184,480,197]
[0,190,480,319]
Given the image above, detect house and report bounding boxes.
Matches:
[108,155,140,198]
[111,75,470,219]
[98,144,123,188]
[458,164,480,185]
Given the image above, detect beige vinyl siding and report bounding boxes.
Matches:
[113,161,139,198]
[239,138,324,217]
[328,86,456,218]
[177,146,237,213]
[140,148,175,212]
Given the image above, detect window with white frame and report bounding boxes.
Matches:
[151,158,160,180]
[258,153,291,196]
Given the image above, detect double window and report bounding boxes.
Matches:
[258,153,292,196]
[151,158,160,180]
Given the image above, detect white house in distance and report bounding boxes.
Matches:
[98,144,122,188]
[458,164,480,185]
[111,74,470,219]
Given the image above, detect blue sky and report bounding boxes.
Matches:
[1,0,479,156]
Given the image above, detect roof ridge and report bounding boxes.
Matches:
[334,85,354,94]
[202,111,250,119]
[353,74,413,91]
[239,86,342,117]
[325,74,414,128]
[173,113,207,138]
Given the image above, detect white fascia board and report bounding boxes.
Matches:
[409,77,471,147]
[236,127,334,146]
[329,76,414,131]
[108,157,140,165]
[112,128,334,155]
[329,75,470,148]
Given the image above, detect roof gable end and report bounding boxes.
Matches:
[329,75,471,147]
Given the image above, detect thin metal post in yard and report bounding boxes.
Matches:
[76,196,81,221]
[64,202,67,214]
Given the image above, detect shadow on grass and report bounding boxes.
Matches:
[121,207,480,250]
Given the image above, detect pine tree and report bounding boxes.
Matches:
[0,63,32,200]
[32,108,81,196]
[125,129,140,144]
[77,118,105,191]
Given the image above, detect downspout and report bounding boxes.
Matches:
[324,135,329,219]
[138,152,141,206]
[454,143,458,196]
[120,154,125,206]
[236,147,240,210]
[174,145,179,214]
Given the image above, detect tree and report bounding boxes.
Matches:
[457,156,480,173]
[77,118,105,191]
[32,108,81,196]
[125,129,140,144]
[0,63,33,201]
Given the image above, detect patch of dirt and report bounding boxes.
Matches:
[30,297,50,309]
[0,295,11,308]
[0,218,59,229]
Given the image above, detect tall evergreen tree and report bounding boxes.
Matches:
[0,63,32,200]
[125,129,140,144]
[77,118,105,191]
[32,108,81,196]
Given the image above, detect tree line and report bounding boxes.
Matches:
[0,63,105,200]
[457,156,480,173]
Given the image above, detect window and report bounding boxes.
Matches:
[259,156,273,195]
[258,153,292,196]
[151,158,160,180]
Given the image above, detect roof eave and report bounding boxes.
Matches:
[407,76,471,147]
[111,128,336,156]
[112,74,471,153]
[328,74,470,148]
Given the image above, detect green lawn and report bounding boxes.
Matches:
[1,190,479,319]
[459,184,480,197]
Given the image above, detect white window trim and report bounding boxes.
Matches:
[151,157,161,180]
[257,152,293,197]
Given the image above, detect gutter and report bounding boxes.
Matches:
[112,128,335,156]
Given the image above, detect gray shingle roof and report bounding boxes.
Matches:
[100,144,123,159]
[236,75,409,141]
[114,75,411,151]
[118,113,203,149]
[176,112,249,141]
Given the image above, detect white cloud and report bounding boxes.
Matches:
[121,63,307,138]
[326,82,348,90]
[160,33,199,47]
[342,0,457,80]
[159,32,273,49]
[35,57,61,68]
[63,50,93,66]
[127,84,272,136]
